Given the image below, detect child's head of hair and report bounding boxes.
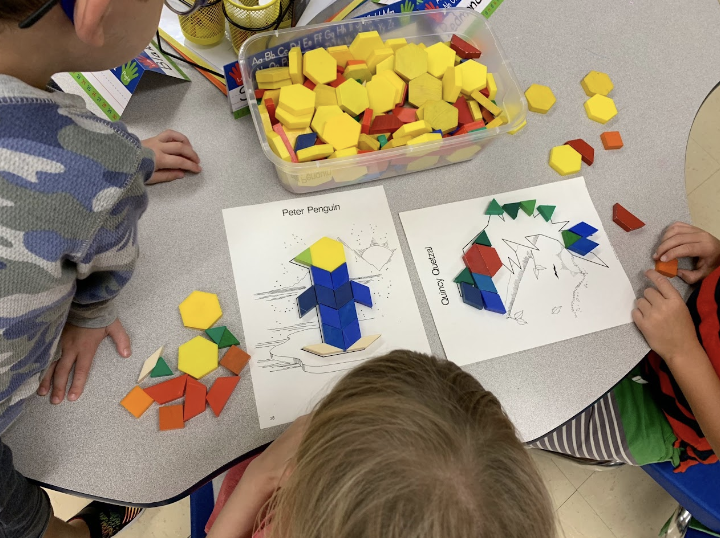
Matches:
[1,0,166,76]
[267,350,555,538]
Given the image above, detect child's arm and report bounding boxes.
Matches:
[633,269,720,455]
[654,222,720,284]
[207,415,310,538]
[37,165,150,404]
[142,130,201,184]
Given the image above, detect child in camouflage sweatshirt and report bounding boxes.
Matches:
[0,0,201,536]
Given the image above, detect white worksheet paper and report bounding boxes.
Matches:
[223,186,431,428]
[399,177,636,366]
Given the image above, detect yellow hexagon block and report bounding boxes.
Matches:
[584,94,617,124]
[407,155,439,172]
[275,107,313,130]
[336,79,369,117]
[328,147,358,159]
[468,100,483,121]
[367,47,394,73]
[408,72,442,108]
[297,144,334,162]
[179,291,222,330]
[309,237,346,272]
[312,105,344,136]
[457,60,487,95]
[349,31,385,62]
[358,134,380,151]
[442,65,462,103]
[303,48,337,85]
[446,144,481,163]
[279,84,316,116]
[423,100,459,133]
[394,120,432,139]
[406,132,442,146]
[256,67,290,84]
[288,47,304,84]
[314,84,337,107]
[376,55,394,74]
[322,113,361,151]
[549,145,582,176]
[327,45,354,68]
[367,76,396,114]
[524,84,556,114]
[377,70,406,105]
[394,43,428,82]
[426,42,456,79]
[343,63,372,83]
[385,38,407,52]
[382,135,412,150]
[178,336,218,379]
[581,70,613,97]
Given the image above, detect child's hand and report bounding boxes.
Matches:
[653,222,720,284]
[37,319,131,404]
[632,270,701,363]
[142,130,201,184]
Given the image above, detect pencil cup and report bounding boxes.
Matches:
[223,0,281,53]
[179,0,225,46]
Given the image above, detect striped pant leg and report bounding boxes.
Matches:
[527,391,638,465]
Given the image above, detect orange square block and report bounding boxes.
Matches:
[159,404,185,431]
[220,345,251,375]
[655,259,678,278]
[601,131,623,150]
[120,386,154,418]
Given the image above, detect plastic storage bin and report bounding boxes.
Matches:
[239,9,526,194]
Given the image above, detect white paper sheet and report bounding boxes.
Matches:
[223,186,431,428]
[399,177,636,366]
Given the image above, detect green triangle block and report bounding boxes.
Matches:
[474,230,492,246]
[454,267,475,285]
[294,248,313,267]
[218,327,240,349]
[205,326,226,345]
[537,205,556,222]
[562,230,581,248]
[502,202,521,219]
[150,357,173,378]
[520,200,536,216]
[485,199,504,215]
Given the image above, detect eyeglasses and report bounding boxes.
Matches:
[19,0,212,29]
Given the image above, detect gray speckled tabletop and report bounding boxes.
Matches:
[5,0,720,506]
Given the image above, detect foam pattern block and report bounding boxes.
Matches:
[454,267,475,285]
[472,273,497,293]
[331,263,349,289]
[322,323,345,349]
[315,284,337,308]
[206,376,240,417]
[159,404,185,431]
[297,286,318,316]
[567,237,599,256]
[342,320,362,349]
[184,377,207,421]
[319,304,342,328]
[144,374,188,405]
[220,345,251,375]
[350,281,372,307]
[311,265,333,288]
[480,290,506,314]
[568,222,598,238]
[335,281,353,308]
[339,301,357,327]
[460,282,484,310]
[120,386,154,419]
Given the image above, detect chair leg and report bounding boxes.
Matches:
[661,505,692,538]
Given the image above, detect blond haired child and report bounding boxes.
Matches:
[1,0,202,535]
[207,351,556,538]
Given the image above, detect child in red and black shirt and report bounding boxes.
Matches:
[533,222,720,471]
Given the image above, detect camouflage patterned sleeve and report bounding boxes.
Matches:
[66,147,154,328]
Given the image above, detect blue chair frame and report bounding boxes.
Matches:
[643,460,720,535]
